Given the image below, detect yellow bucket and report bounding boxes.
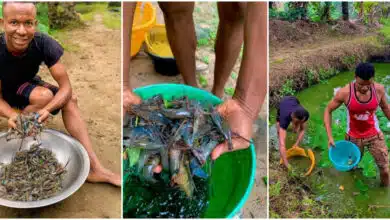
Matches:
[144,24,174,58]
[131,2,156,57]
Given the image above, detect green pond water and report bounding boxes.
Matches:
[271,63,390,217]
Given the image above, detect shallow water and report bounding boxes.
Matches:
[271,63,390,217]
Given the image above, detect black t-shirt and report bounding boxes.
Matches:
[0,32,63,97]
[277,96,305,130]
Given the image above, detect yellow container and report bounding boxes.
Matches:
[131,2,156,57]
[144,24,174,58]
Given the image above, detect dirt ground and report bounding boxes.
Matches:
[0,14,121,218]
[129,3,267,218]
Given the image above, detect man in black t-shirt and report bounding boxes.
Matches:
[0,2,120,186]
[276,96,309,168]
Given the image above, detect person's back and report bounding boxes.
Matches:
[277,96,304,130]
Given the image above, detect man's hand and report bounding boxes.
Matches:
[8,112,19,129]
[328,136,335,149]
[37,109,50,123]
[211,99,254,160]
[123,87,141,115]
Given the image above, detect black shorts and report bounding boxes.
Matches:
[4,76,60,115]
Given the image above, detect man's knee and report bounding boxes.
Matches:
[30,87,54,107]
[159,2,194,19]
[63,94,78,110]
[68,94,78,105]
[218,2,246,24]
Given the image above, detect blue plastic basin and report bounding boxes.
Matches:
[329,140,361,171]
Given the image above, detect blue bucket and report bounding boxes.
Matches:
[329,140,361,171]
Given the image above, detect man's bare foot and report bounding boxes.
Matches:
[87,167,121,187]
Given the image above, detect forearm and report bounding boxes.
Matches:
[279,129,289,167]
[324,108,333,138]
[123,2,136,89]
[233,2,267,120]
[43,85,72,113]
[0,98,17,118]
[382,104,390,120]
[279,137,289,167]
[295,129,305,145]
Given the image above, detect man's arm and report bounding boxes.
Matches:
[279,126,289,168]
[233,2,267,119]
[211,2,267,160]
[294,122,306,146]
[122,2,141,113]
[123,2,136,90]
[38,62,72,122]
[378,84,390,120]
[324,88,345,148]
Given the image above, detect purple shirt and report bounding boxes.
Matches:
[277,96,302,130]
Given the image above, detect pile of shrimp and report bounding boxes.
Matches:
[123,95,236,197]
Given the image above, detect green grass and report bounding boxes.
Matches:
[50,29,80,52]
[269,181,281,197]
[80,12,95,22]
[199,75,208,88]
[379,18,390,44]
[75,2,120,29]
[75,2,107,14]
[202,55,210,64]
[197,38,209,47]
[224,87,235,96]
[380,26,390,44]
[103,10,121,29]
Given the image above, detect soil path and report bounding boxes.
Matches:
[0,14,121,218]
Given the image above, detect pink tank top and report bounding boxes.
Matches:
[346,82,380,138]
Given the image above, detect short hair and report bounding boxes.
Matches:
[355,62,375,80]
[293,107,309,121]
[2,2,36,18]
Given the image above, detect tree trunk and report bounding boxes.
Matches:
[359,2,364,19]
[48,2,82,29]
[342,2,349,20]
[322,2,331,23]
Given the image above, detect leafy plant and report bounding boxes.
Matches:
[354,179,369,192]
[231,72,238,80]
[197,38,209,47]
[341,55,357,69]
[270,181,281,197]
[199,75,208,88]
[279,79,295,96]
[224,87,235,96]
[358,150,377,178]
[318,150,332,168]
[263,176,268,185]
[202,55,209,64]
[305,69,317,86]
